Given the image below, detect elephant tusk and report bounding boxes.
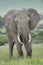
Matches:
[17,33,22,44]
[28,33,31,43]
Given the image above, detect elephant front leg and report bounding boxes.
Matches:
[16,41,23,57]
[8,36,14,59]
[9,43,14,59]
[24,41,32,58]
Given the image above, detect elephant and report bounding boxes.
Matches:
[3,8,40,58]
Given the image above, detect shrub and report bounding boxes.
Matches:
[31,30,43,43]
[0,35,8,45]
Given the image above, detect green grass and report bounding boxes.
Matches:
[0,43,43,65]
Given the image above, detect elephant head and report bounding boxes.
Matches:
[14,11,31,44]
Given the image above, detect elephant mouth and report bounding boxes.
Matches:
[17,33,31,44]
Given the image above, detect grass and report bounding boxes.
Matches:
[0,43,43,65]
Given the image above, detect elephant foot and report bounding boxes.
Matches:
[9,55,13,60]
[9,52,13,59]
[18,51,23,57]
[27,55,32,59]
[27,51,32,59]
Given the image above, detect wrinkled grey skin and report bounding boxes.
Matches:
[3,8,40,58]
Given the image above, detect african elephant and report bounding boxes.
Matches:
[3,8,40,58]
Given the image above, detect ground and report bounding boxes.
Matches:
[0,43,43,65]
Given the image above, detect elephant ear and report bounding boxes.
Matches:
[27,8,40,30]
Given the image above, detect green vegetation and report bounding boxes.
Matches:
[0,28,8,45]
[32,30,43,43]
[0,35,8,45]
[0,43,43,65]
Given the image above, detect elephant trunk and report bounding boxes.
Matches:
[17,33,31,44]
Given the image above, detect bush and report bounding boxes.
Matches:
[0,29,6,35]
[0,35,8,45]
[31,30,43,43]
